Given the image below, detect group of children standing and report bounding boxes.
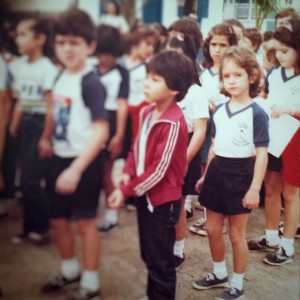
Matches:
[0,4,299,300]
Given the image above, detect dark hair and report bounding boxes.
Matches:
[223,19,245,35]
[16,15,53,57]
[245,28,262,53]
[273,18,300,74]
[54,8,96,44]
[95,24,124,56]
[263,30,273,42]
[219,46,262,98]
[146,51,195,102]
[168,18,203,49]
[122,25,158,54]
[202,23,238,68]
[275,8,298,22]
[160,35,200,85]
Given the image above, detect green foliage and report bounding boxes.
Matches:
[254,0,281,29]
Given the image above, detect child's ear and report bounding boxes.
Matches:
[88,41,97,55]
[249,74,257,84]
[171,90,179,97]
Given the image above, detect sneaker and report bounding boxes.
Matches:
[174,254,185,271]
[67,288,100,300]
[193,273,228,290]
[215,286,244,300]
[98,222,119,233]
[189,217,206,234]
[11,233,27,244]
[41,274,80,293]
[28,231,48,244]
[186,209,193,221]
[247,236,279,251]
[193,202,204,210]
[263,247,294,266]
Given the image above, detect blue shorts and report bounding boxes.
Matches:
[199,156,254,216]
[47,153,104,219]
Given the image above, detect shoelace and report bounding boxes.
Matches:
[205,273,215,281]
[228,287,239,296]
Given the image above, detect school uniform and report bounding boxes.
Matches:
[199,101,269,215]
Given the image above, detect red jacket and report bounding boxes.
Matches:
[121,102,188,207]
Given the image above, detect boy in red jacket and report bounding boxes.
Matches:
[108,50,194,300]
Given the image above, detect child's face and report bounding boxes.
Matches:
[96,53,117,69]
[232,26,246,47]
[55,35,95,73]
[209,34,230,66]
[274,40,298,70]
[136,37,155,61]
[144,71,176,104]
[15,20,40,56]
[222,59,251,99]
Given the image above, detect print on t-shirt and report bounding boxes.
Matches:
[54,94,72,141]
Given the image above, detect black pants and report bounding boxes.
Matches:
[19,114,50,234]
[136,196,181,300]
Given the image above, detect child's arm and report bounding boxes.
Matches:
[107,98,128,159]
[38,90,53,159]
[9,101,22,137]
[242,146,268,209]
[109,121,184,207]
[195,139,215,192]
[187,118,207,164]
[55,119,109,195]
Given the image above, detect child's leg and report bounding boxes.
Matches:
[174,196,186,260]
[206,209,226,262]
[77,218,100,292]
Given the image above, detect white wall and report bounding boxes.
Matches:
[77,0,101,24]
[162,0,179,28]
[10,0,74,12]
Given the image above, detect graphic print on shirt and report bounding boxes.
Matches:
[53,94,72,141]
[19,77,44,108]
[232,121,250,147]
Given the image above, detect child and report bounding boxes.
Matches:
[95,24,129,233]
[192,46,269,300]
[223,19,247,47]
[190,23,237,236]
[160,34,208,270]
[108,50,195,300]
[9,15,57,243]
[41,9,109,300]
[248,18,300,265]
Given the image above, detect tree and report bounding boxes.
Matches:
[254,0,280,30]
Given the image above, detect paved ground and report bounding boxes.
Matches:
[0,161,299,300]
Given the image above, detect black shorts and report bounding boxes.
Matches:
[199,156,254,216]
[267,153,282,173]
[47,153,104,219]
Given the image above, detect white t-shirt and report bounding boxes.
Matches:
[0,55,8,90]
[200,68,229,106]
[120,58,146,107]
[265,66,300,113]
[53,66,107,158]
[97,64,129,111]
[177,84,209,133]
[13,56,57,114]
[212,101,269,158]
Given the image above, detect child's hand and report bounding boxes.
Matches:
[195,176,205,192]
[270,104,288,118]
[55,166,81,195]
[108,189,125,208]
[108,135,122,159]
[208,99,216,111]
[116,173,131,187]
[38,138,53,159]
[242,188,259,210]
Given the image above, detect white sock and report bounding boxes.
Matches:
[230,272,244,291]
[173,239,185,258]
[104,208,118,224]
[265,229,280,246]
[212,260,227,279]
[80,270,100,292]
[203,207,207,221]
[184,195,192,212]
[280,237,294,256]
[61,257,80,280]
